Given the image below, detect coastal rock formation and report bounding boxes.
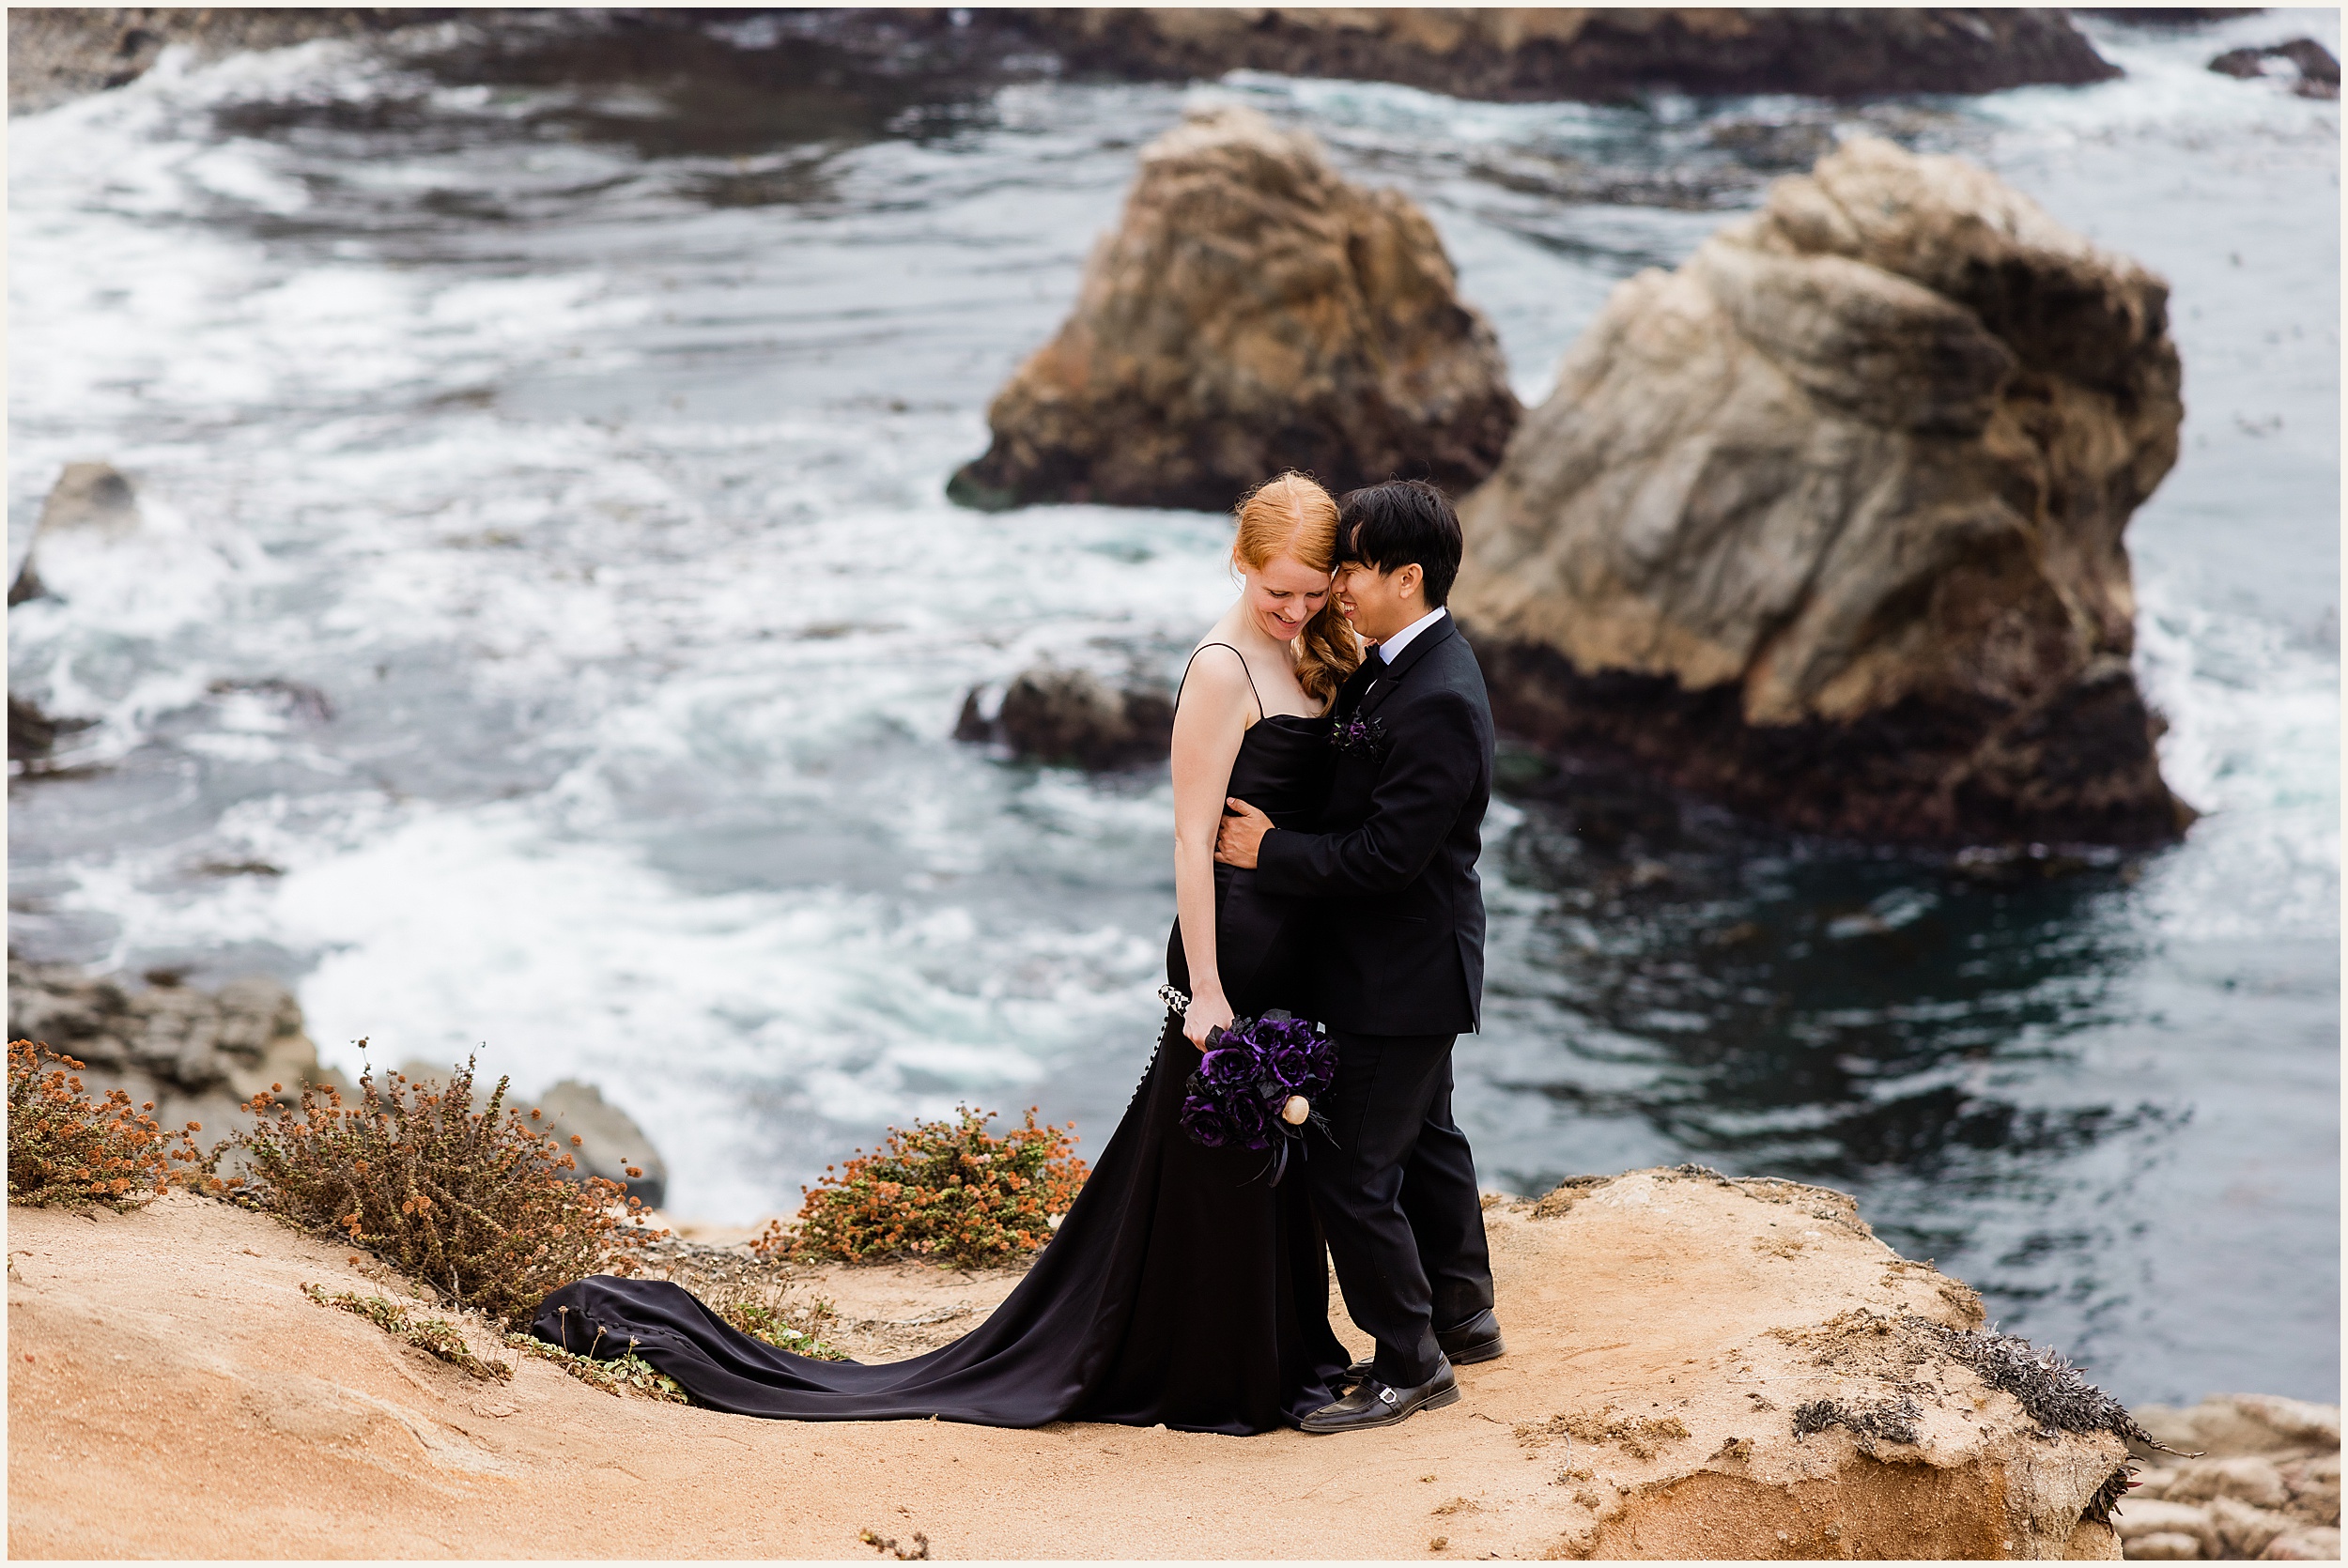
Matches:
[9,1166,2135,1558]
[7,957,347,1144]
[8,8,457,115]
[9,460,139,606]
[956,665,1176,770]
[2114,1396,2341,1560]
[2208,38,2342,100]
[1016,8,2121,102]
[948,104,1517,513]
[1454,134,2188,847]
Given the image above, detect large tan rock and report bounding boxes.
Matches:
[1455,134,2188,847]
[9,1168,2136,1558]
[949,104,1517,514]
[1018,8,2120,101]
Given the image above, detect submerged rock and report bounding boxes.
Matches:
[1454,135,2188,848]
[949,104,1517,513]
[1012,8,2120,102]
[957,665,1175,771]
[7,957,344,1144]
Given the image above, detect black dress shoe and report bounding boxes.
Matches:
[1301,1361,1460,1434]
[1436,1307,1506,1366]
[1343,1312,1506,1382]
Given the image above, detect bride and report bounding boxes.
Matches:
[538,472,1363,1433]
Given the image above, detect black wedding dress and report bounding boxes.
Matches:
[534,707,1352,1434]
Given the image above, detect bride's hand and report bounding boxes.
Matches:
[1183,992,1235,1052]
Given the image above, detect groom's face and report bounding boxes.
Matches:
[1335,559,1424,644]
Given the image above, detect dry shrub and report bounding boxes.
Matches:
[228,1051,664,1329]
[301,1283,512,1382]
[8,1038,212,1208]
[787,1104,1088,1268]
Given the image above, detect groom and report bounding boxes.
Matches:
[1215,478,1500,1434]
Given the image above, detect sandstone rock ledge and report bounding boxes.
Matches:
[950,104,1518,514]
[1455,135,2188,849]
[11,1168,2132,1559]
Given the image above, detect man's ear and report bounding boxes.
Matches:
[1398,562,1423,601]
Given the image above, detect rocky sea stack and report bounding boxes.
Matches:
[1017,8,2121,102]
[949,104,1518,514]
[1454,135,2189,848]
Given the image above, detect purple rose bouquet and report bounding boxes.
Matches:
[1157,986,1337,1185]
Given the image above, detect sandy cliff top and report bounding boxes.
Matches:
[9,1168,2124,1559]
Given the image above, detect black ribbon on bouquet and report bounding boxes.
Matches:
[1159,987,1332,1187]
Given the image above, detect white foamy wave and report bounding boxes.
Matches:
[2136,576,2340,943]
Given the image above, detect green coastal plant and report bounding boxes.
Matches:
[301,1282,512,1382]
[506,1327,687,1402]
[780,1104,1089,1268]
[7,1038,213,1209]
[228,1049,664,1330]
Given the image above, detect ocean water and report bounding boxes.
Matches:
[8,10,2336,1406]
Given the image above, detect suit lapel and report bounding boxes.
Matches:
[1333,657,1382,719]
[1357,616,1456,720]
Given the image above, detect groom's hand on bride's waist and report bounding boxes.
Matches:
[1214,798,1274,869]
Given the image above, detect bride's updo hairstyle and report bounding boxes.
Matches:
[1232,471,1362,707]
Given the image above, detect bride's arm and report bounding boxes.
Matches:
[1170,647,1252,1050]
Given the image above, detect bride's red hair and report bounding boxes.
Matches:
[1232,472,1362,708]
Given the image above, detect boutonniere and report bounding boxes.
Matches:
[1330,713,1392,762]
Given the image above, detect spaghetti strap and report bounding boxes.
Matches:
[1176,641,1263,721]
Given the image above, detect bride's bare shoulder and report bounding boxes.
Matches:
[1175,641,1255,722]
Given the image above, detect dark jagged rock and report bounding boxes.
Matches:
[2209,38,2340,99]
[958,666,1175,771]
[8,693,99,771]
[1007,8,2120,102]
[948,104,1517,513]
[1455,136,2187,849]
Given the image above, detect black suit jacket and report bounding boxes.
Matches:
[1255,615,1492,1037]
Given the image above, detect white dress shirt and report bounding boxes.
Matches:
[1372,605,1448,665]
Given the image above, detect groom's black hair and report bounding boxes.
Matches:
[1336,479,1462,608]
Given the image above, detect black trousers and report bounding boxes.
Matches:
[1307,1029,1495,1387]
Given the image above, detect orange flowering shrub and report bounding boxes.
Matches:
[785,1105,1089,1268]
[7,1038,212,1209]
[229,1051,665,1330]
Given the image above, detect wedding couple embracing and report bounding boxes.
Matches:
[544,473,1502,1437]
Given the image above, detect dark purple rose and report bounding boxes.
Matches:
[1198,1043,1255,1092]
[1225,1087,1271,1148]
[1263,1033,1319,1091]
[1180,1091,1233,1147]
